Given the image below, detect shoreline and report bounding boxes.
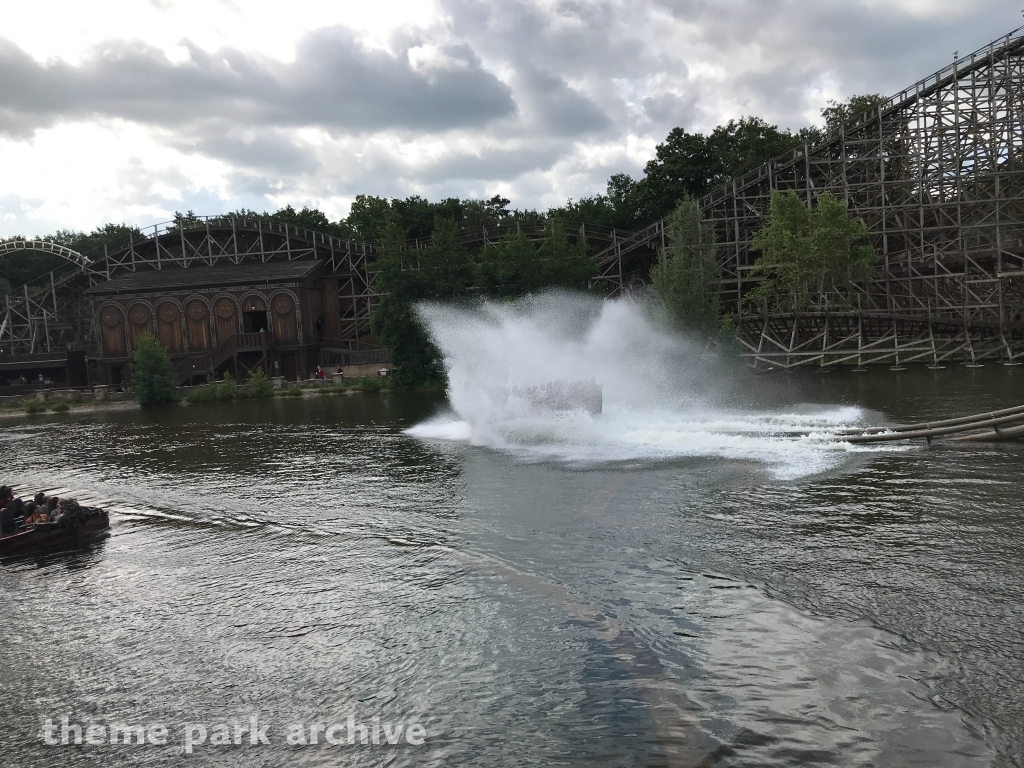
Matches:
[0,385,441,420]
[0,399,141,419]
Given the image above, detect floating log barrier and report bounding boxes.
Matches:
[950,421,1024,443]
[838,404,1024,445]
[836,403,1024,436]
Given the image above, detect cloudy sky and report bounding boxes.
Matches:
[0,0,1020,237]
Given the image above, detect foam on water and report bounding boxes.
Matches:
[407,293,903,479]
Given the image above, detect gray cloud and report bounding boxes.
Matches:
[664,0,1019,129]
[183,129,321,175]
[512,66,611,135]
[445,0,661,82]
[1,0,1022,233]
[641,92,699,132]
[412,143,567,184]
[0,27,516,138]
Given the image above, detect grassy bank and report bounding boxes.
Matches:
[0,389,141,417]
[1,392,84,415]
[182,370,274,403]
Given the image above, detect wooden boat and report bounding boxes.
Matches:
[508,379,603,416]
[0,507,109,556]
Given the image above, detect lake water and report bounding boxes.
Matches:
[1,366,1023,767]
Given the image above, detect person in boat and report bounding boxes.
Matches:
[46,496,59,516]
[23,503,49,526]
[0,499,16,536]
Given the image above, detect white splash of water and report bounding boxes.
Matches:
[406,292,897,479]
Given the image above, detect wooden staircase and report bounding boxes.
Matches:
[173,332,273,384]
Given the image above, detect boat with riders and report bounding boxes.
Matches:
[0,487,109,556]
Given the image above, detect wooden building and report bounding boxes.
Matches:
[86,261,343,385]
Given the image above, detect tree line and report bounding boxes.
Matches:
[1,94,884,294]
[1,95,884,387]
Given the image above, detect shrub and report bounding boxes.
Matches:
[310,376,387,395]
[131,333,176,406]
[278,385,303,397]
[237,367,273,399]
[22,399,45,414]
[184,368,276,404]
[352,377,385,392]
[184,386,223,404]
[49,401,70,412]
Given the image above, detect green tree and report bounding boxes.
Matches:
[821,94,887,132]
[131,333,176,406]
[268,205,355,239]
[536,220,597,288]
[633,117,804,223]
[346,195,394,241]
[416,216,474,296]
[460,194,512,229]
[369,216,473,388]
[476,221,596,297]
[390,196,439,241]
[476,230,539,296]
[749,190,875,309]
[650,197,721,331]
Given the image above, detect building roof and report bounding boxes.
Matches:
[85,260,324,295]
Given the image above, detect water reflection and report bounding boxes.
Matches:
[1,535,109,573]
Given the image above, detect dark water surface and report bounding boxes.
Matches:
[1,368,1023,767]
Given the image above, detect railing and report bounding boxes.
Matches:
[319,348,390,367]
[406,221,635,251]
[591,219,666,268]
[0,351,69,364]
[209,332,273,371]
[234,332,273,351]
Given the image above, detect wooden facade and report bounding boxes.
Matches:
[85,260,339,385]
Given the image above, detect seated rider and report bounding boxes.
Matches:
[0,499,15,536]
[23,503,48,526]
